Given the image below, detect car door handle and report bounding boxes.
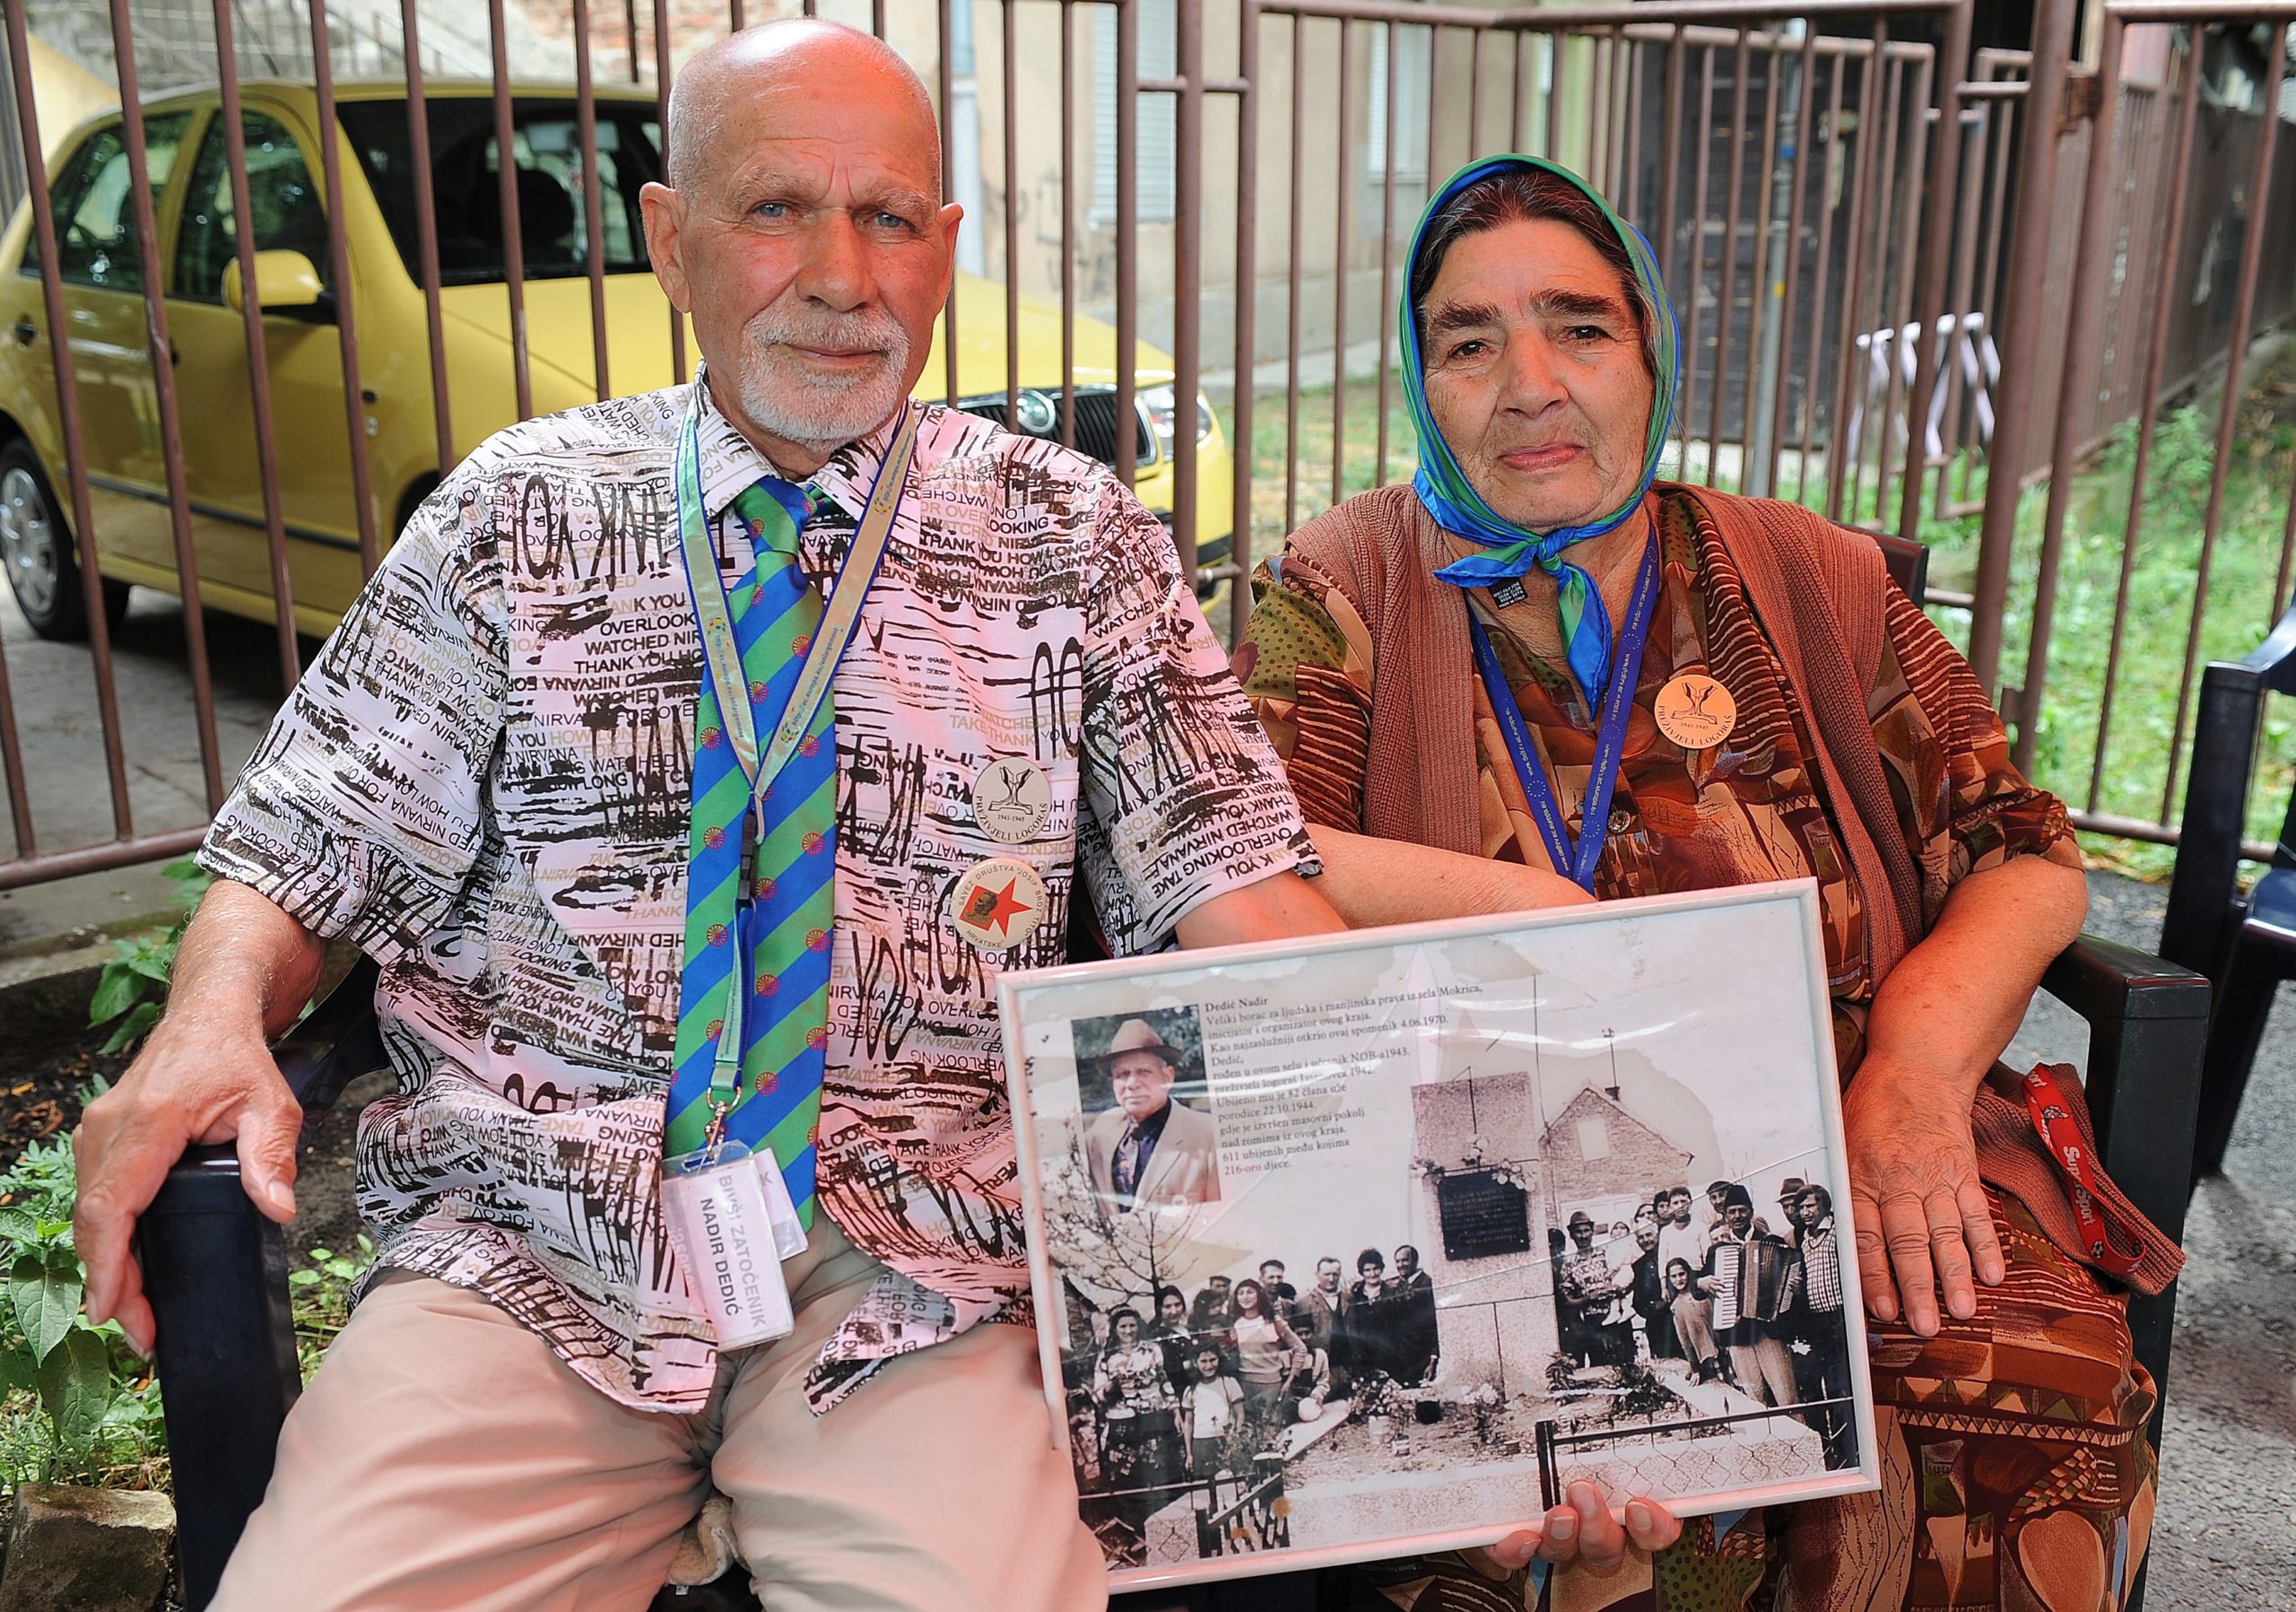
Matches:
[9,317,32,346]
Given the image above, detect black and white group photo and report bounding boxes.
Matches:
[1057,1236,1445,1567]
[1549,1174,1859,1476]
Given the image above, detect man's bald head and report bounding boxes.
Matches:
[665,20,942,196]
[639,15,961,473]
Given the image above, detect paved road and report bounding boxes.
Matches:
[1,582,2290,1606]
[0,583,287,868]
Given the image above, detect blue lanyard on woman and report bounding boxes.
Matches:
[1467,530,1662,892]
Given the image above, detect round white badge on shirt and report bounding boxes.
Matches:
[970,756,1053,845]
[950,857,1048,952]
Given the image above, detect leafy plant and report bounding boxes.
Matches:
[291,1235,375,1383]
[86,856,213,1054]
[0,1140,167,1491]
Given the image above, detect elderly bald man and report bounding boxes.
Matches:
[70,21,1344,1609]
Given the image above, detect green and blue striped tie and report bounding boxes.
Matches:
[666,478,835,1228]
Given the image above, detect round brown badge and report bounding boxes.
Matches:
[1653,673,1737,751]
[950,857,1048,952]
[970,756,1053,845]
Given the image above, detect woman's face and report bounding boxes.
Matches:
[1235,1281,1265,1318]
[1114,1313,1139,1345]
[1665,1259,1692,1293]
[1418,215,1656,533]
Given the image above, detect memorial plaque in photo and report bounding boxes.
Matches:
[1437,1168,1533,1262]
[1000,880,1879,1591]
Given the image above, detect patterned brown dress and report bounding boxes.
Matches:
[1235,485,2157,1612]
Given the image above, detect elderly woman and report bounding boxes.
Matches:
[1238,154,2173,1608]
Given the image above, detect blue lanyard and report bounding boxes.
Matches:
[1468,531,1661,892]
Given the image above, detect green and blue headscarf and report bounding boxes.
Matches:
[1402,154,1681,706]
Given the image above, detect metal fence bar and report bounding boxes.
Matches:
[210,0,301,691]
[1792,51,1845,503]
[1846,44,1903,520]
[1762,24,1816,498]
[1871,43,1931,527]
[1330,18,1355,510]
[1739,30,1780,486]
[1968,0,2073,701]
[1372,21,1400,485]
[1821,21,1883,523]
[1284,13,1305,535]
[2156,23,2286,820]
[1467,27,1485,161]
[1657,27,1685,290]
[2,0,135,842]
[1173,0,1203,578]
[1707,26,1751,488]
[489,0,535,423]
[1675,45,1713,478]
[1060,0,1078,453]
[1114,0,1138,486]
[110,0,226,813]
[306,0,381,573]
[2088,39,2203,815]
[572,0,613,401]
[0,827,213,894]
[661,0,685,384]
[939,0,961,410]
[1545,31,1563,157]
[400,0,456,475]
[2015,17,2127,775]
[1935,83,1989,518]
[1960,61,2019,512]
[1003,0,1022,441]
[1230,0,1262,643]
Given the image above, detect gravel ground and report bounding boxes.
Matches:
[2009,873,2296,1612]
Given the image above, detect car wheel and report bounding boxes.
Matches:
[0,441,127,641]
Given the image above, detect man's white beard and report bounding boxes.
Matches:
[735,305,912,453]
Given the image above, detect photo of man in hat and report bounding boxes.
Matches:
[1080,1013,1223,1211]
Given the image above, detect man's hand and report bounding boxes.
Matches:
[1463,1484,1681,1577]
[1840,1056,2004,1338]
[74,1022,304,1356]
[71,879,326,1356]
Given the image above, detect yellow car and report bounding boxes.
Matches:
[0,79,1231,640]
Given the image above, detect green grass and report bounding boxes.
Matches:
[1248,375,1421,545]
[1243,361,2296,885]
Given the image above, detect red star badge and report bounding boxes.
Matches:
[973,876,1032,939]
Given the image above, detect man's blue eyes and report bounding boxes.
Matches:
[750,203,916,231]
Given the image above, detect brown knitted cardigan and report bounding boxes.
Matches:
[1281,482,2180,1294]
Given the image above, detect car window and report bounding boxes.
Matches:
[176,111,331,303]
[32,113,191,292]
[336,98,661,285]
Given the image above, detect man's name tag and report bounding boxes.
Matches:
[661,1155,795,1348]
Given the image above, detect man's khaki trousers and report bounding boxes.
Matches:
[212,1217,1108,1611]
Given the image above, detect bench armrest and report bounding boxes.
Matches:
[2034,932,2208,1458]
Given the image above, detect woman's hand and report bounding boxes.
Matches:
[1841,1055,2005,1337]
[1461,1484,1681,1577]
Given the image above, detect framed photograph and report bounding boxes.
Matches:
[999,880,1879,1590]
